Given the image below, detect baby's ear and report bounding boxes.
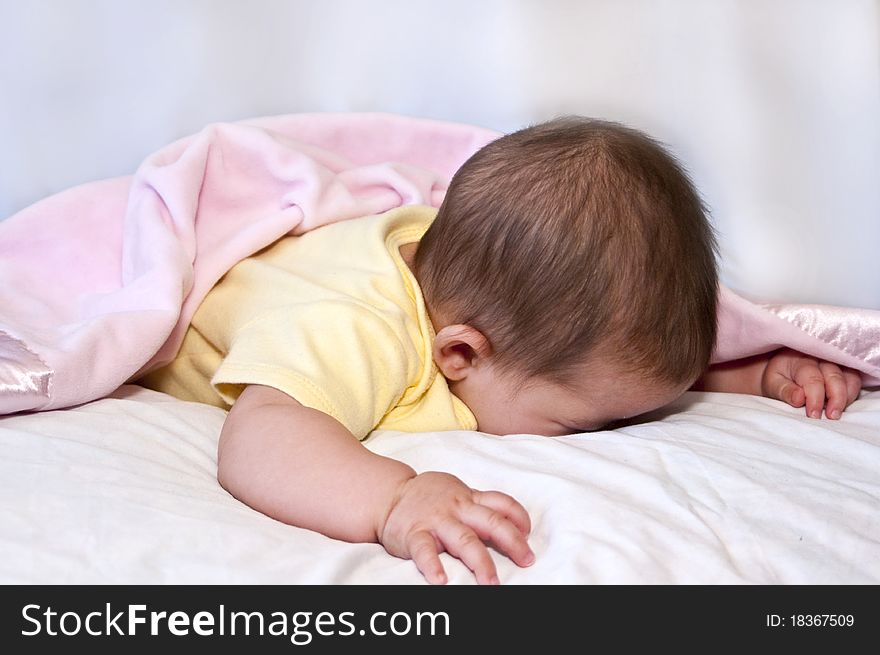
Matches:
[432,324,492,380]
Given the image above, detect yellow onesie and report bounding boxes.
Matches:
[139,206,477,439]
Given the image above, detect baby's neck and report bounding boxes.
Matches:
[397,241,449,334]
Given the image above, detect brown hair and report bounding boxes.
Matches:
[414,116,718,389]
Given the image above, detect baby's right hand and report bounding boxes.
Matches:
[377,472,534,585]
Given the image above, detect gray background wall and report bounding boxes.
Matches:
[1,0,878,308]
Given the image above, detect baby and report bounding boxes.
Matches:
[140,117,862,584]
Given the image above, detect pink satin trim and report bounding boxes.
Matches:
[0,331,51,413]
[760,302,880,373]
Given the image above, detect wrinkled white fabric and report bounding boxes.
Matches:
[1,385,876,584]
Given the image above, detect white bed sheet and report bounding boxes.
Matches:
[1,385,878,584]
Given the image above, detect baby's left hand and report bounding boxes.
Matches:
[761,348,862,419]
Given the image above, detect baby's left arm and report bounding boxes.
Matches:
[692,348,862,419]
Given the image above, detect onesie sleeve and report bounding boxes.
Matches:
[211,300,415,440]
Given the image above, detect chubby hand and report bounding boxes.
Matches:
[378,472,534,585]
[761,348,862,419]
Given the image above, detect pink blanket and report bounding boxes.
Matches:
[1,113,878,415]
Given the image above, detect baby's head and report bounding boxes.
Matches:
[413,117,718,436]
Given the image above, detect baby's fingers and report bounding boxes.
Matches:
[460,503,535,568]
[776,381,805,408]
[844,369,862,404]
[819,361,848,419]
[435,520,499,585]
[792,360,827,419]
[472,489,532,536]
[407,530,447,585]
[820,363,862,419]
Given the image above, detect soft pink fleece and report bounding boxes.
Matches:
[0,113,877,415]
